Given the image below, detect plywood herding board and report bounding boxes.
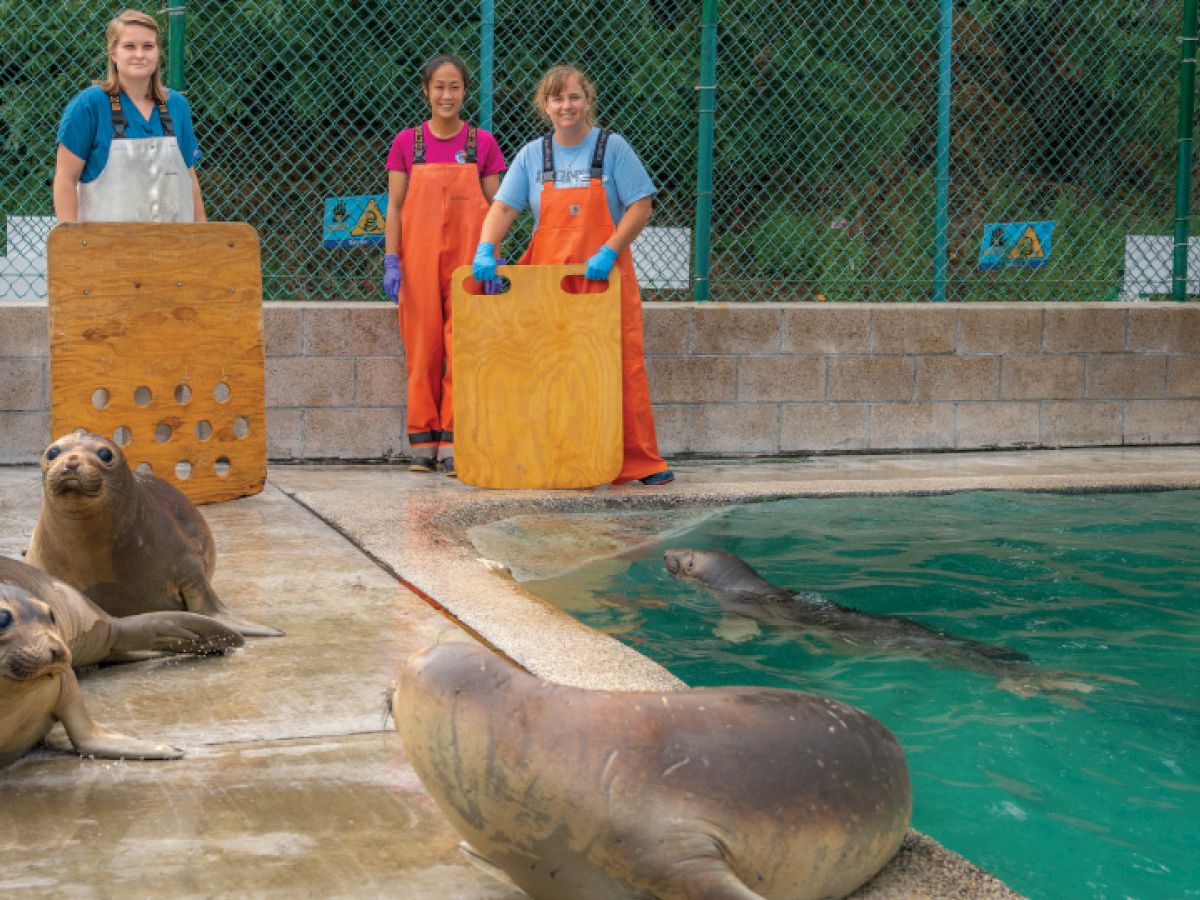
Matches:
[452,264,622,489]
[47,223,266,504]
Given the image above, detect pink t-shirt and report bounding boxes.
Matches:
[385,122,505,177]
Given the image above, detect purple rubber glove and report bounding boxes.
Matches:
[482,258,507,295]
[383,254,401,303]
[585,244,618,280]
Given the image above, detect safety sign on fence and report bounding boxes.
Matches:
[322,194,387,248]
[978,221,1055,269]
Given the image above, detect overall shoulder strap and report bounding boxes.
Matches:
[590,128,612,179]
[156,97,175,137]
[540,133,555,183]
[413,124,426,165]
[463,125,477,164]
[108,92,127,139]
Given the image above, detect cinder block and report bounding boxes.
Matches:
[263,304,303,356]
[690,403,779,455]
[305,304,404,357]
[0,411,50,463]
[916,356,999,401]
[738,357,823,402]
[1167,356,1200,397]
[693,306,782,354]
[868,403,955,450]
[1040,401,1122,446]
[355,357,408,407]
[643,305,691,355]
[782,306,870,354]
[958,306,1042,354]
[871,306,956,354]
[828,357,915,402]
[0,304,48,356]
[1001,356,1084,400]
[781,403,868,452]
[265,409,304,459]
[0,359,45,411]
[650,404,688,456]
[302,408,406,459]
[955,402,1040,448]
[1043,308,1126,352]
[1085,356,1166,399]
[1124,399,1200,444]
[646,356,737,403]
[1128,306,1200,352]
[266,357,356,408]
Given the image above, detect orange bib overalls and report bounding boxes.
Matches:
[398,124,489,456]
[518,130,667,483]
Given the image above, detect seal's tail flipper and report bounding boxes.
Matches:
[178,578,284,637]
[111,612,245,657]
[210,610,284,638]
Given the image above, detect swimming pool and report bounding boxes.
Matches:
[524,489,1200,900]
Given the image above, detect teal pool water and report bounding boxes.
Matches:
[526,490,1200,900]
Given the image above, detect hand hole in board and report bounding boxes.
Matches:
[560,274,609,296]
[460,274,511,296]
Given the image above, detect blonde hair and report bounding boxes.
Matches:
[533,65,597,127]
[97,9,166,103]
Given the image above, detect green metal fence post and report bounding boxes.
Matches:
[480,0,495,132]
[165,3,186,93]
[932,0,953,302]
[692,0,718,302]
[1172,0,1199,300]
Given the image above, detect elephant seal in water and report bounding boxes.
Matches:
[664,547,1029,676]
[26,431,281,638]
[394,641,911,900]
[0,582,183,767]
[0,556,242,667]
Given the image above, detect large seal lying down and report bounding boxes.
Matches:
[0,556,242,666]
[394,641,911,900]
[1,582,182,767]
[664,547,1028,674]
[26,431,281,638]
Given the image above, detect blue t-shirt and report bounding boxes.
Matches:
[56,85,201,183]
[494,127,656,228]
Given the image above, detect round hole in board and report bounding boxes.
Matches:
[195,420,213,441]
[233,417,249,439]
[215,457,231,477]
[92,388,110,409]
[175,460,192,480]
[134,386,152,407]
[135,462,153,476]
[155,422,173,443]
[113,426,132,446]
[213,382,231,404]
[174,384,192,404]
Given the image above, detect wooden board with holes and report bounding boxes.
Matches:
[47,222,266,505]
[452,264,622,489]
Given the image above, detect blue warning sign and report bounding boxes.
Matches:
[978,221,1054,269]
[323,194,387,248]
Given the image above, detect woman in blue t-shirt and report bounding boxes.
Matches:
[53,8,205,223]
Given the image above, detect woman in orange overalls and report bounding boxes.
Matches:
[472,65,673,486]
[383,54,505,476]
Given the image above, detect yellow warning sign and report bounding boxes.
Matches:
[1008,226,1045,261]
[350,198,386,237]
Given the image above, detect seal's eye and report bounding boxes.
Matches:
[0,609,12,631]
[46,447,61,461]
[97,447,114,463]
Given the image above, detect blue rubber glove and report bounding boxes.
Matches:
[585,244,618,280]
[382,254,401,303]
[472,242,498,283]
[482,258,507,295]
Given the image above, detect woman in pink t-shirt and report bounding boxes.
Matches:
[383,54,505,476]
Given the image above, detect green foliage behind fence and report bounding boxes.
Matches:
[0,0,1193,302]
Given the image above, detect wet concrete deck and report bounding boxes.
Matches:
[3,446,1199,897]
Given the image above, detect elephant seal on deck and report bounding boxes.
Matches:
[664,547,1028,675]
[25,431,281,638]
[394,641,911,900]
[0,556,242,667]
[1,583,182,767]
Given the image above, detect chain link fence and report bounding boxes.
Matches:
[0,1,1193,302]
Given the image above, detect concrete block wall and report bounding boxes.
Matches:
[2,301,1199,464]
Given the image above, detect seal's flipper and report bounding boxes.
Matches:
[713,615,761,644]
[210,610,284,638]
[110,611,245,657]
[178,576,283,637]
[457,842,521,890]
[52,668,184,760]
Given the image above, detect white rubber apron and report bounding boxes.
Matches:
[77,93,194,222]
